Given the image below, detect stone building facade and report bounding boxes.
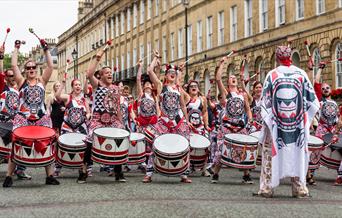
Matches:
[57,0,342,97]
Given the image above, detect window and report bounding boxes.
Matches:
[140,44,144,60]
[116,56,119,68]
[336,43,342,87]
[127,8,131,31]
[313,48,321,79]
[120,12,125,35]
[133,48,137,65]
[178,28,183,58]
[218,11,224,45]
[230,6,237,42]
[121,54,125,71]
[275,0,285,26]
[127,52,130,69]
[147,0,152,19]
[316,0,325,15]
[163,0,167,12]
[197,20,203,52]
[206,16,213,49]
[291,51,300,67]
[147,42,151,63]
[242,61,250,90]
[187,25,192,56]
[296,0,304,20]
[140,0,145,24]
[133,3,137,28]
[340,0,342,8]
[115,15,119,37]
[110,17,114,38]
[259,0,268,32]
[162,35,167,63]
[155,39,159,51]
[170,32,175,61]
[155,0,159,16]
[244,0,252,37]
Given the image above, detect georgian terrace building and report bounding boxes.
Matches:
[57,0,342,97]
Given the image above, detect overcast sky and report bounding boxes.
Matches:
[0,0,78,54]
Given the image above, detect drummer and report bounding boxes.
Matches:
[309,60,339,185]
[53,78,91,179]
[248,81,263,133]
[211,55,253,184]
[142,50,192,183]
[3,39,59,187]
[0,45,31,181]
[80,49,126,183]
[183,80,211,177]
[332,113,342,186]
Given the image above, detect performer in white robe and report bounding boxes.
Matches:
[256,46,320,198]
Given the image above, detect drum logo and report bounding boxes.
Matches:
[25,86,43,105]
[161,91,180,119]
[105,144,112,151]
[5,91,19,115]
[231,147,246,163]
[189,109,202,126]
[103,90,119,114]
[226,97,244,118]
[67,107,85,127]
[321,101,338,126]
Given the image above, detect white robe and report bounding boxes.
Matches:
[260,65,320,188]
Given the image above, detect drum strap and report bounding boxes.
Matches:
[161,116,185,131]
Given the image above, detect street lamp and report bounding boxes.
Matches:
[182,0,190,83]
[71,48,78,79]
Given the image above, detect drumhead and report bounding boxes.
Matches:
[225,133,258,145]
[94,127,129,138]
[249,131,260,139]
[190,133,210,149]
[308,135,323,146]
[13,126,55,139]
[58,133,86,147]
[154,134,188,154]
[130,132,145,141]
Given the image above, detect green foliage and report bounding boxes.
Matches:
[2,53,26,70]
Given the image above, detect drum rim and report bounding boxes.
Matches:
[12,126,56,140]
[93,127,130,139]
[190,133,210,149]
[130,132,146,141]
[154,133,189,153]
[224,133,258,145]
[58,133,87,147]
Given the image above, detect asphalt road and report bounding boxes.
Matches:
[0,164,342,218]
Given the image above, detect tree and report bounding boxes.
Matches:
[2,53,26,70]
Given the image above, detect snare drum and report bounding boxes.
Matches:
[57,133,87,168]
[320,134,342,170]
[153,134,190,176]
[189,133,210,169]
[249,131,262,166]
[308,135,324,170]
[128,133,146,165]
[221,133,258,169]
[143,124,159,144]
[0,137,11,159]
[0,122,13,159]
[12,126,56,167]
[92,127,130,165]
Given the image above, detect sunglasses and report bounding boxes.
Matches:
[25,66,37,70]
[322,87,330,91]
[189,85,198,88]
[6,74,14,78]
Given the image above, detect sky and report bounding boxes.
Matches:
[0,0,78,54]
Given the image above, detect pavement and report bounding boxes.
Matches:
[0,164,342,218]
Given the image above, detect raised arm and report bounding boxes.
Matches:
[41,50,53,86]
[0,45,4,72]
[216,56,228,98]
[177,62,190,104]
[202,96,209,129]
[136,59,143,97]
[148,50,162,95]
[87,50,104,89]
[243,93,252,121]
[11,47,25,87]
[55,79,69,104]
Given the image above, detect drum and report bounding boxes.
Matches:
[143,124,159,144]
[320,134,342,170]
[0,122,13,159]
[12,126,56,167]
[0,137,11,159]
[128,132,146,165]
[57,133,87,168]
[221,133,258,169]
[189,133,210,169]
[308,135,324,170]
[249,131,262,166]
[153,134,190,176]
[92,127,130,165]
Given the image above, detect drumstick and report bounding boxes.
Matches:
[327,58,342,63]
[28,28,42,41]
[304,41,311,57]
[226,50,236,58]
[183,57,193,65]
[287,40,292,48]
[2,28,10,46]
[103,39,113,51]
[64,59,71,80]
